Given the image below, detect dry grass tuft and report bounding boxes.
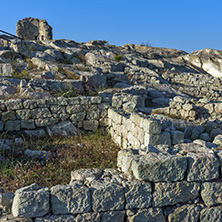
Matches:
[0,131,120,193]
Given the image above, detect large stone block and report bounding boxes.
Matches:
[117,149,139,176]
[108,109,122,125]
[48,121,82,137]
[21,120,35,129]
[200,207,222,222]
[152,181,200,207]
[12,187,50,218]
[101,211,125,222]
[5,99,23,110]
[91,181,125,212]
[187,153,219,181]
[31,108,51,118]
[23,100,38,109]
[135,126,145,144]
[171,130,184,145]
[86,110,100,120]
[144,132,171,146]
[214,103,222,113]
[70,112,86,124]
[35,118,59,127]
[1,111,16,121]
[168,204,201,222]
[83,120,99,131]
[70,168,103,183]
[130,113,142,126]
[201,182,222,207]
[50,183,91,214]
[131,154,187,182]
[123,181,152,209]
[66,105,84,114]
[140,118,161,134]
[16,109,31,120]
[91,96,102,104]
[127,208,165,222]
[0,192,14,213]
[49,105,66,115]
[5,120,20,131]
[0,63,13,77]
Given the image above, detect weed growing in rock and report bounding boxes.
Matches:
[57,65,80,80]
[114,54,122,62]
[11,69,30,80]
[102,40,108,44]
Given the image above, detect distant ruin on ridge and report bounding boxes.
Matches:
[16,17,52,41]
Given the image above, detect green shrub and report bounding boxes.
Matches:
[114,54,122,62]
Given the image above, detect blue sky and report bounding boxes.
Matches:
[1,0,222,53]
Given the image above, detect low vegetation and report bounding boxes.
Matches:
[114,54,122,62]
[0,131,120,193]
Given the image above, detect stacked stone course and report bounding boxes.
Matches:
[0,96,110,133]
[108,108,184,148]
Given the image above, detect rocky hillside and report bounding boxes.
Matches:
[1,37,222,102]
[2,37,222,221]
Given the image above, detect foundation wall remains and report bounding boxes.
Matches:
[1,97,222,221]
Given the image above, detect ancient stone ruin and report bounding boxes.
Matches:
[2,24,222,221]
[16,17,52,41]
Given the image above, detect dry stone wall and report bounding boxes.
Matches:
[2,95,222,221]
[152,95,222,122]
[108,108,184,148]
[0,96,110,134]
[3,159,222,222]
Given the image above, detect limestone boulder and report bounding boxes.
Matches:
[131,154,187,182]
[152,181,200,207]
[117,149,140,176]
[91,181,125,212]
[12,186,50,218]
[200,207,222,222]
[127,208,165,222]
[187,153,219,181]
[0,63,13,77]
[50,183,91,214]
[47,120,83,137]
[87,73,107,88]
[168,204,201,222]
[184,49,222,77]
[201,182,222,207]
[70,168,103,183]
[123,181,152,209]
[0,192,14,213]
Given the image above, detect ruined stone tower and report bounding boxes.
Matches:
[16,17,52,41]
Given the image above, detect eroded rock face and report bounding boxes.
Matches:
[184,49,222,77]
[16,17,52,41]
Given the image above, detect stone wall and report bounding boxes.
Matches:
[152,96,222,122]
[0,96,110,134]
[3,95,222,221]
[3,150,222,222]
[108,108,184,149]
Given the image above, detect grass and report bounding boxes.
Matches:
[0,131,120,193]
[114,54,122,62]
[57,65,80,80]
